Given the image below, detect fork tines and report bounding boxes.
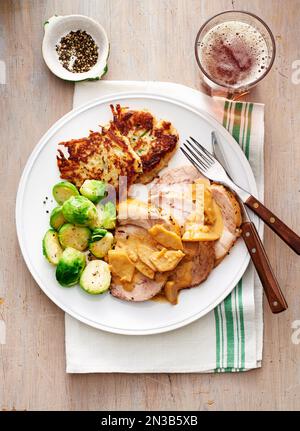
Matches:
[181,136,215,173]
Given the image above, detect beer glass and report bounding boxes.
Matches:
[195,11,276,97]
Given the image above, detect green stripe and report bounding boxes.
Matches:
[238,280,245,367]
[224,293,235,367]
[223,100,230,129]
[245,103,253,160]
[218,367,246,373]
[220,303,224,368]
[227,101,234,131]
[234,283,240,368]
[214,307,221,369]
[231,102,243,141]
[240,103,247,152]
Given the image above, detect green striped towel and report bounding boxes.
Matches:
[213,99,263,372]
[65,81,264,373]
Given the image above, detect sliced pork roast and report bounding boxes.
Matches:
[150,165,241,262]
[149,166,216,298]
[149,165,206,227]
[110,166,241,302]
[167,240,215,288]
[118,198,178,232]
[110,269,166,302]
[210,184,242,261]
[110,225,168,301]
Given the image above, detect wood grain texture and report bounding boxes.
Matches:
[241,221,288,313]
[0,0,300,411]
[245,195,300,255]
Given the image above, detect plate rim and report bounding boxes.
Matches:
[16,92,259,335]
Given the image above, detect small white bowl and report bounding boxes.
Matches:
[42,14,109,81]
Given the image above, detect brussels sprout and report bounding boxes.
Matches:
[88,212,102,229]
[90,228,108,243]
[52,181,79,205]
[56,247,86,287]
[50,206,66,230]
[62,195,98,227]
[80,260,111,294]
[79,180,107,204]
[58,223,91,251]
[89,232,114,258]
[43,229,63,265]
[101,202,116,230]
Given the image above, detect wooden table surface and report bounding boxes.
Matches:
[1,0,300,411]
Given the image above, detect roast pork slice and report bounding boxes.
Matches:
[118,198,177,232]
[110,225,167,302]
[169,241,215,288]
[210,184,242,261]
[150,165,242,262]
[110,271,166,302]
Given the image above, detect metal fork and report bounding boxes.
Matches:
[181,135,289,313]
[181,136,300,255]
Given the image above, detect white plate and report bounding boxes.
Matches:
[16,93,258,335]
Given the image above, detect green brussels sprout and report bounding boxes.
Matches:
[52,181,79,205]
[99,201,116,230]
[80,260,111,294]
[55,247,86,287]
[62,195,98,227]
[50,206,66,230]
[89,231,114,258]
[58,223,91,251]
[79,180,107,204]
[43,229,63,265]
[90,228,108,243]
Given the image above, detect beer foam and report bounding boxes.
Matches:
[198,21,271,88]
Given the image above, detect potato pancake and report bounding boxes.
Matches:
[57,129,142,189]
[56,105,179,188]
[108,105,179,183]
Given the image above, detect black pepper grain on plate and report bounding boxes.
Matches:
[56,30,99,73]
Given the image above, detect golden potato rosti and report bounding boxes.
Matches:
[108,105,179,183]
[57,129,142,189]
[56,105,179,189]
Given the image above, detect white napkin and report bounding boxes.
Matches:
[65,81,264,373]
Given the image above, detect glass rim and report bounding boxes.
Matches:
[194,10,276,90]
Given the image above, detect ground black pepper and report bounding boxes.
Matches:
[56,30,99,73]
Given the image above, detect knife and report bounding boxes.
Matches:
[212,131,288,313]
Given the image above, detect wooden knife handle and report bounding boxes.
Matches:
[245,195,300,255]
[241,221,288,314]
